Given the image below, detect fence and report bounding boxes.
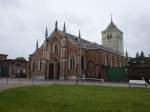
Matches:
[106,67,125,82]
[0,78,104,86]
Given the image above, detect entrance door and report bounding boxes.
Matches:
[49,63,54,79]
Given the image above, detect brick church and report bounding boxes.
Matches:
[29,19,125,80]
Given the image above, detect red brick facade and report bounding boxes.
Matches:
[29,22,125,80]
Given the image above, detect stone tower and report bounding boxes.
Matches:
[101,18,124,54]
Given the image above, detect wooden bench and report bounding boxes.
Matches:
[129,80,147,87]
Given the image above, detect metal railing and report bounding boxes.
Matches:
[0,78,104,85]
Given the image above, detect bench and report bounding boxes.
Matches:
[129,80,147,87]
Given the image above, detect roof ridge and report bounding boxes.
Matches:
[102,21,122,33]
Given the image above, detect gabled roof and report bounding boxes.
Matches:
[102,21,122,33]
[31,28,124,57]
[55,30,123,56]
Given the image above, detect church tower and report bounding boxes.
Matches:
[101,18,124,54]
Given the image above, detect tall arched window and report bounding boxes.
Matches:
[54,44,58,54]
[106,55,110,66]
[102,55,106,65]
[110,34,112,38]
[107,34,112,39]
[32,63,35,72]
[40,60,42,71]
[81,55,84,70]
[69,55,76,69]
[87,61,96,78]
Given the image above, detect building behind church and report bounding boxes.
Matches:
[126,51,150,82]
[0,54,29,78]
[29,19,125,81]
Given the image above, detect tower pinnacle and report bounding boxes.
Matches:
[111,14,113,23]
[55,20,58,30]
[36,39,38,50]
[45,26,48,40]
[78,30,81,38]
[63,22,66,32]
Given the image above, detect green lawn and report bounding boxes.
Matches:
[0,85,150,112]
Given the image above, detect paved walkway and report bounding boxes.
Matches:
[0,78,148,91]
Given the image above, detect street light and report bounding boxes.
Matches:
[76,64,79,85]
[44,38,48,80]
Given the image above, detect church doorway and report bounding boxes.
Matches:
[48,63,54,79]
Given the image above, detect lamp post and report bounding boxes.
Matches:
[76,64,79,85]
[76,30,81,85]
[40,59,47,80]
[0,61,1,78]
[44,37,48,80]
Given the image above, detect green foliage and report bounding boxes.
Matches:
[0,85,150,112]
[128,51,149,65]
[140,51,145,58]
[15,57,26,61]
[136,52,139,58]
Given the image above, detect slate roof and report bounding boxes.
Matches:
[31,29,123,56]
[56,30,123,56]
[102,21,122,33]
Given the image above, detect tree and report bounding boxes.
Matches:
[140,51,145,58]
[136,52,139,58]
[15,57,26,61]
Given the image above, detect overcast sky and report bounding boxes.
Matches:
[0,0,150,59]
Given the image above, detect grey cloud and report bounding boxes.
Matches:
[0,0,150,59]
[0,0,21,9]
[121,13,150,57]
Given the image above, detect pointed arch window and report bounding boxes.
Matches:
[87,61,96,78]
[107,34,112,39]
[69,55,76,69]
[53,43,59,54]
[81,55,85,70]
[54,44,58,54]
[110,34,112,38]
[40,60,42,71]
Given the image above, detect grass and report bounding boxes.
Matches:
[0,85,150,112]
